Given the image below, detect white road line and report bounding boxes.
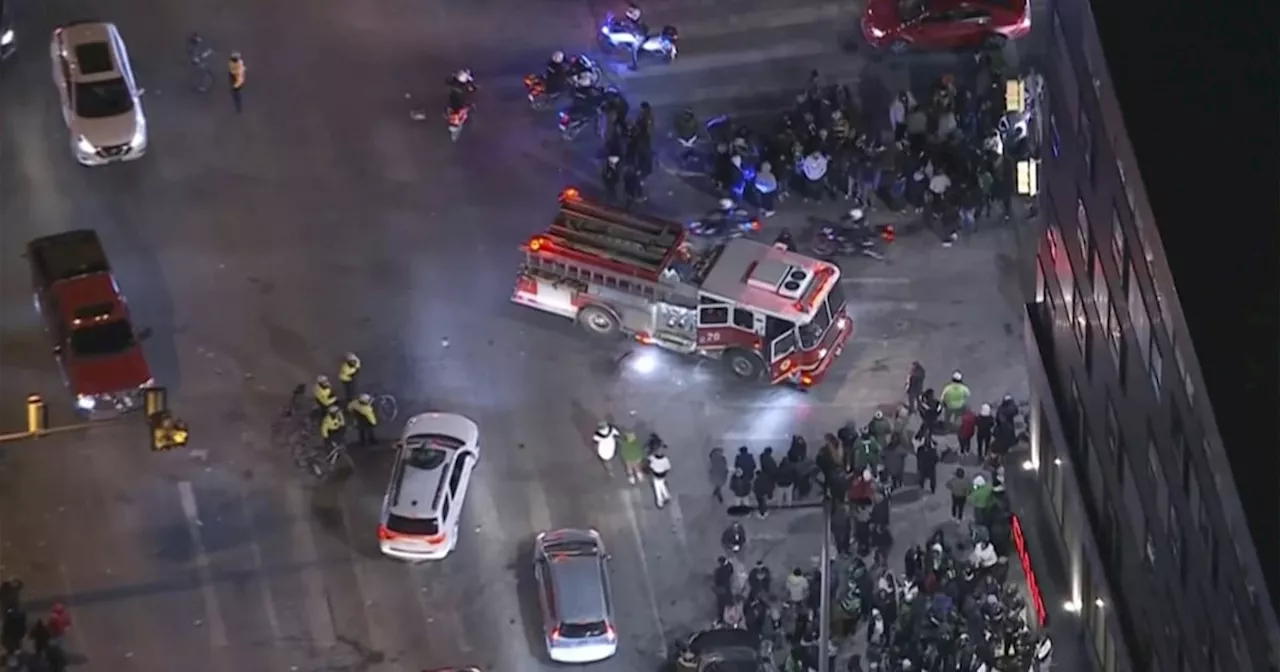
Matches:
[336,499,394,662]
[283,485,336,649]
[526,482,554,533]
[238,490,283,642]
[622,493,668,659]
[176,481,229,650]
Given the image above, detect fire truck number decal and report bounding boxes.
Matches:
[698,330,724,345]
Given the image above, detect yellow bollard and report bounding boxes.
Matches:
[26,394,47,434]
[144,386,167,418]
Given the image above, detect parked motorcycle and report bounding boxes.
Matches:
[688,202,761,241]
[598,14,678,63]
[558,85,623,141]
[523,55,603,110]
[808,215,886,260]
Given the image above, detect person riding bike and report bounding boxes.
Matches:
[544,51,569,94]
[619,5,648,70]
[446,69,477,113]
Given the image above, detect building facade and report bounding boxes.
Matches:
[1013,0,1280,671]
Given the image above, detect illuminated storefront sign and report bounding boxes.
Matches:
[1012,514,1049,626]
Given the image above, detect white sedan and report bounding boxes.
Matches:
[50,22,147,166]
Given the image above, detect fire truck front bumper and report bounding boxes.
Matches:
[795,318,854,388]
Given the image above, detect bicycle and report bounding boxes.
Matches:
[305,439,354,479]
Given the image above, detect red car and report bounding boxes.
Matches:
[862,0,1031,53]
[28,229,153,416]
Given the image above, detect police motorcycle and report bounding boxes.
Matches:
[445,70,477,142]
[599,6,678,64]
[558,84,625,140]
[808,209,886,260]
[524,52,603,110]
[688,199,761,241]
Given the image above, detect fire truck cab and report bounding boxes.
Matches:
[511,189,853,387]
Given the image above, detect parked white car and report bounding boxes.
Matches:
[377,413,480,562]
[49,22,146,166]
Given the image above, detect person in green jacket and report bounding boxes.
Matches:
[968,473,996,527]
[940,370,972,426]
[853,430,882,471]
[620,431,646,485]
[866,409,892,447]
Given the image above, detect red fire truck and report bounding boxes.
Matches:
[511,189,853,388]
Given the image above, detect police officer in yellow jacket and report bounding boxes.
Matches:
[314,375,337,412]
[320,405,345,445]
[338,352,361,399]
[228,51,245,113]
[347,393,377,445]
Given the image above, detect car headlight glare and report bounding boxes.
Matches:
[130,123,146,148]
[818,348,829,359]
[869,26,886,39]
[76,395,97,411]
[76,135,96,154]
[1,29,14,47]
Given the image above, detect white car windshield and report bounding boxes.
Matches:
[75,78,133,119]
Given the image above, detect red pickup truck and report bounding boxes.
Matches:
[27,229,153,416]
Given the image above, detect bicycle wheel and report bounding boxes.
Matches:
[373,394,398,422]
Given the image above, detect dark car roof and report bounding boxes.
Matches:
[689,628,762,667]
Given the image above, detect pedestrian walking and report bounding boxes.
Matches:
[708,447,729,501]
[2,607,26,654]
[784,569,809,606]
[227,52,246,113]
[940,370,971,426]
[752,469,775,518]
[755,161,778,216]
[905,360,925,409]
[969,474,995,528]
[620,431,646,485]
[916,438,939,494]
[729,467,752,509]
[957,407,977,455]
[187,32,213,92]
[975,403,995,457]
[733,446,757,483]
[648,447,672,508]
[29,617,50,655]
[882,444,906,491]
[774,457,796,504]
[593,421,619,476]
[947,467,969,519]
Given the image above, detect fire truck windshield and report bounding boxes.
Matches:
[797,282,846,349]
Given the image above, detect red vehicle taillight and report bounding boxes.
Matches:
[377,525,397,541]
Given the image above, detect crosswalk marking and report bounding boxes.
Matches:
[621,492,669,659]
[335,499,396,666]
[238,489,284,643]
[176,481,230,652]
[283,484,337,650]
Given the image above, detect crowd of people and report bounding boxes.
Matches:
[0,579,71,671]
[579,48,1036,251]
[664,361,1046,671]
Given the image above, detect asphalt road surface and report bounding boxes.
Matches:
[0,0,1026,669]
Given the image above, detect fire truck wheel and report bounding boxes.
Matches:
[577,305,621,338]
[724,348,764,381]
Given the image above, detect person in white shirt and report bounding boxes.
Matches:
[648,448,672,508]
[593,421,619,476]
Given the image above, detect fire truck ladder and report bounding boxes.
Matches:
[548,196,687,282]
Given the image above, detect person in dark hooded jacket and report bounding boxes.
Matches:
[729,468,753,508]
[753,469,776,517]
[759,446,779,480]
[774,457,797,504]
[916,388,943,439]
[787,435,808,464]
[975,403,995,457]
[708,447,729,502]
[734,446,757,483]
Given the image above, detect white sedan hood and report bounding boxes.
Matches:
[73,107,141,148]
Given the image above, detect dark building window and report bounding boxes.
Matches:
[1106,297,1124,373]
[1080,106,1095,181]
[1073,282,1089,359]
[1070,376,1085,447]
[1076,197,1091,256]
[1174,344,1195,408]
[1128,261,1151,363]
[1106,397,1123,484]
[1050,113,1061,158]
[1149,330,1164,393]
[1169,502,1184,585]
[1111,206,1126,271]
